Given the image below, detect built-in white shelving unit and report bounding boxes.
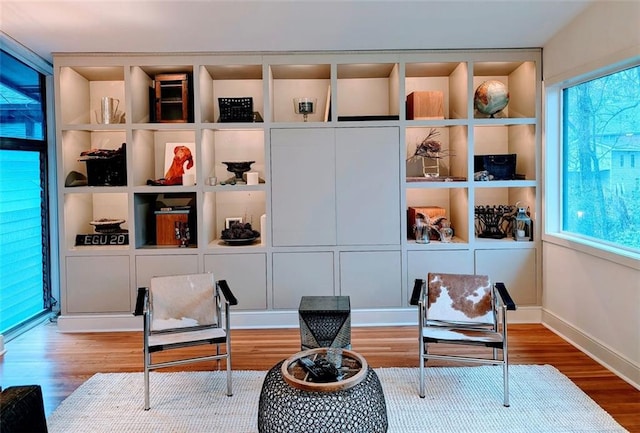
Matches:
[54,50,541,330]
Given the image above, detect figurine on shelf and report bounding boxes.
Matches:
[174,221,190,247]
[147,145,194,186]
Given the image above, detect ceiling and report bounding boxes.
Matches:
[1,0,594,63]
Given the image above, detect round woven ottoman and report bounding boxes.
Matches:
[257,349,387,433]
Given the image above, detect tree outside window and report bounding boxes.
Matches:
[562,65,640,251]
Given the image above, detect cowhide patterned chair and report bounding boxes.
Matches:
[134,273,238,410]
[410,273,516,406]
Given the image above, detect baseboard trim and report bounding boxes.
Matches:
[542,309,640,391]
[57,314,142,332]
[57,306,541,332]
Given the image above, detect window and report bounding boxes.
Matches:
[562,65,640,252]
[0,48,53,335]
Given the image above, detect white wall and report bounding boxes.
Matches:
[544,1,640,85]
[542,1,640,389]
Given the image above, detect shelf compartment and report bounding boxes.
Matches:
[61,129,127,188]
[58,66,125,125]
[405,62,468,120]
[474,186,536,241]
[406,125,468,180]
[63,192,129,251]
[337,62,399,119]
[406,187,468,244]
[473,124,536,181]
[203,190,266,248]
[472,61,537,119]
[131,129,196,187]
[130,65,194,124]
[200,64,264,124]
[269,63,331,123]
[133,192,197,249]
[154,73,191,123]
[201,128,265,186]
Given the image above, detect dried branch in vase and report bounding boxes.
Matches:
[407,128,454,161]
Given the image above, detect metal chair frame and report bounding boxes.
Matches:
[410,273,516,406]
[134,274,238,410]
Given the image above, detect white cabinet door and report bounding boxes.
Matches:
[336,127,400,245]
[66,256,131,313]
[204,253,267,310]
[270,128,336,246]
[135,254,199,289]
[339,251,402,308]
[272,252,334,309]
[407,250,475,281]
[475,248,537,305]
[271,127,401,247]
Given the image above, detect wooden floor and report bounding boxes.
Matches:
[1,322,638,431]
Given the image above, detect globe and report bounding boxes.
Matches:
[474,80,509,117]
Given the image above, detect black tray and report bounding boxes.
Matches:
[222,237,258,246]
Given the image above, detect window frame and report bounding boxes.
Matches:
[544,58,640,270]
[0,34,59,334]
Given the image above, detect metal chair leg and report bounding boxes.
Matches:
[226,338,233,397]
[144,354,150,410]
[503,347,510,407]
[419,339,426,398]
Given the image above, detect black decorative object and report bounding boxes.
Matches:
[78,143,127,186]
[297,356,340,382]
[221,221,260,245]
[474,205,515,239]
[75,233,129,246]
[221,161,255,185]
[474,154,517,180]
[218,97,254,122]
[258,360,388,433]
[299,296,351,350]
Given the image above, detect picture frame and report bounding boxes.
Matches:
[225,217,243,229]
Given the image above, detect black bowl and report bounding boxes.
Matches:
[222,161,255,180]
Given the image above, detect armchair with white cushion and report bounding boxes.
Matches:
[134,273,238,410]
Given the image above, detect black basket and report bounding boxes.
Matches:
[218,97,253,122]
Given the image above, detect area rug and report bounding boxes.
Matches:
[47,365,628,433]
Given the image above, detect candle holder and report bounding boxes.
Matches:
[513,204,532,241]
[294,97,316,122]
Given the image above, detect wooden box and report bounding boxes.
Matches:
[408,206,447,239]
[406,91,444,120]
[155,210,189,245]
[408,206,446,227]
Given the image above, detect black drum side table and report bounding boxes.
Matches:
[298,295,351,350]
[258,349,388,433]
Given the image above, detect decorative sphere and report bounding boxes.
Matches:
[474,80,509,117]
